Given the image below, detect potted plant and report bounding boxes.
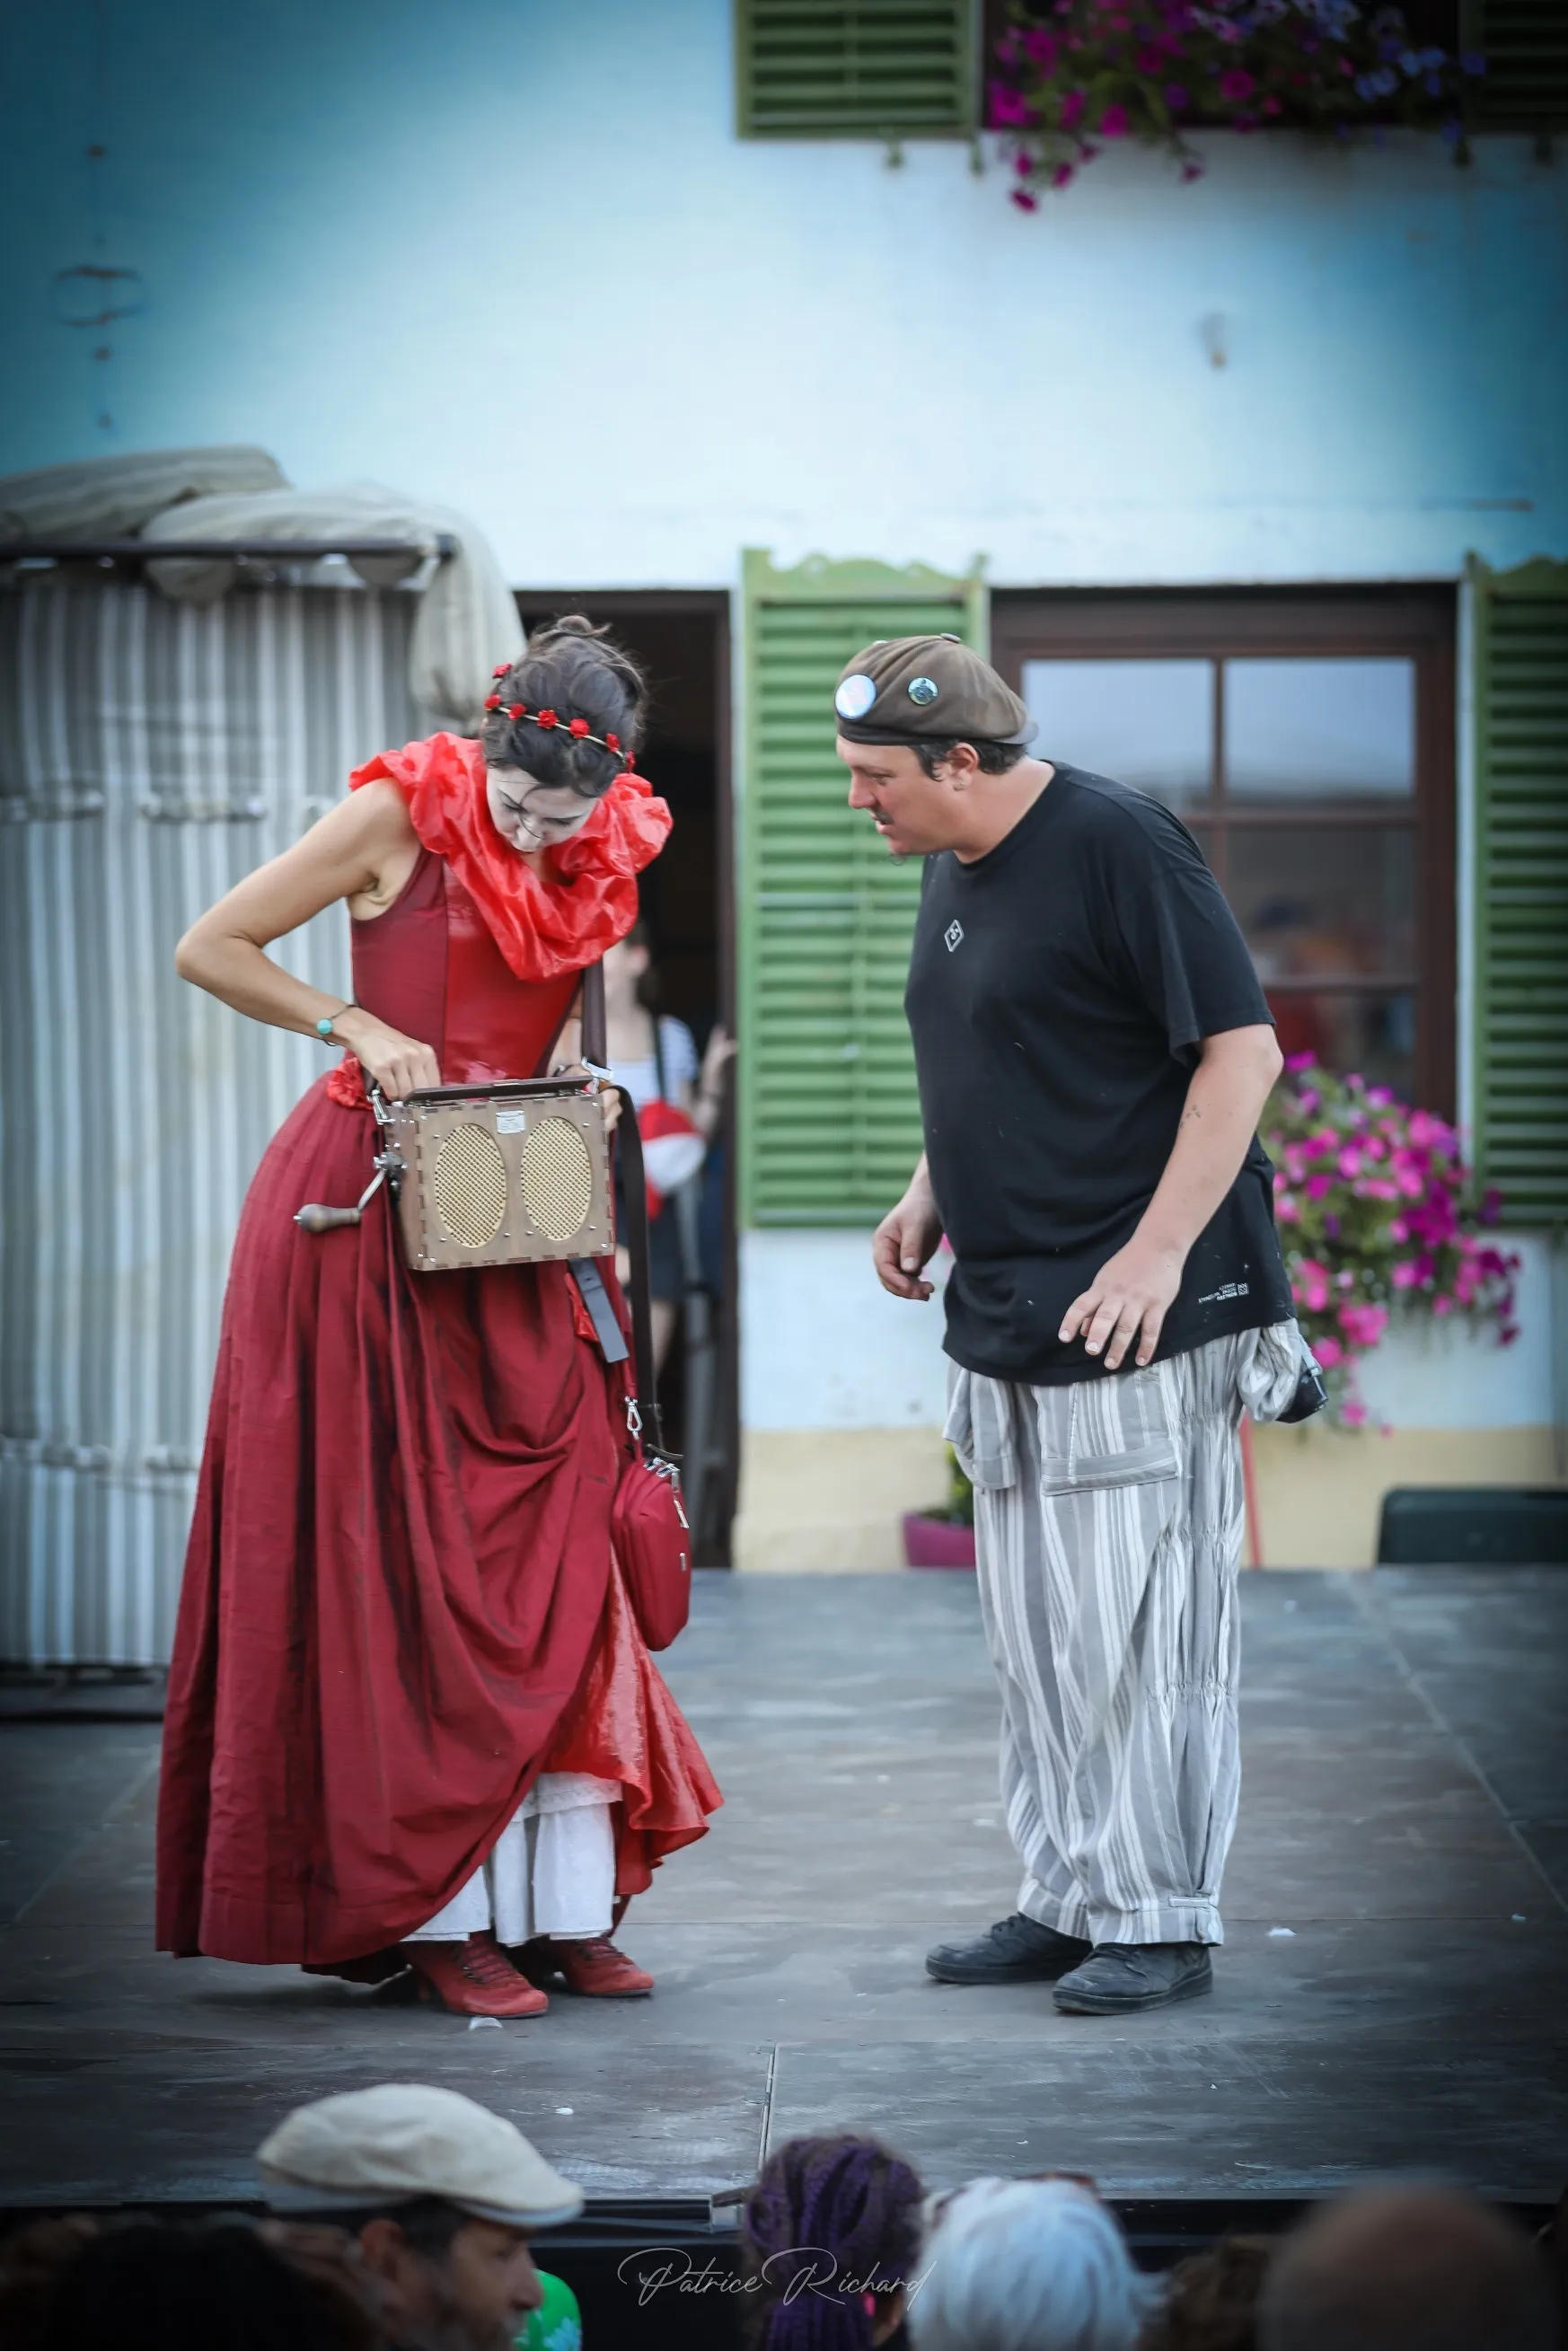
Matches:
[1264,1056,1519,1424]
[903,1448,977,1569]
[988,0,1485,202]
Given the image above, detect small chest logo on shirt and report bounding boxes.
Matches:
[944,920,965,953]
[1198,1281,1250,1305]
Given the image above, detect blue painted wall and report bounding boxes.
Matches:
[4,0,1564,586]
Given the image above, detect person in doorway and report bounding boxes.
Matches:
[842,636,1303,2017]
[603,922,734,1374]
[257,2084,581,2351]
[156,618,720,2016]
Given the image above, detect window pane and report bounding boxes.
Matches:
[1230,824,1414,981]
[1021,658,1213,809]
[1224,658,1414,801]
[1267,991,1414,1103]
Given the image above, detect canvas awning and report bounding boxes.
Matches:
[0,445,523,729]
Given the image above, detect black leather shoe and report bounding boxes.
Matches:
[926,1912,1094,1985]
[1052,1941,1213,2013]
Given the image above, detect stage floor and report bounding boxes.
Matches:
[0,1568,1564,2210]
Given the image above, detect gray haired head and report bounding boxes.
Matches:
[908,2178,1158,2351]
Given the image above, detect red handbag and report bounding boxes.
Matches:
[612,1404,691,1651]
[585,969,692,1653]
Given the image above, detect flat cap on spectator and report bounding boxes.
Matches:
[257,2084,584,2230]
[833,636,1035,749]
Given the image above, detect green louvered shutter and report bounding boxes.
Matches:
[1470,556,1568,1225]
[736,0,977,137]
[1468,0,1568,124]
[740,550,985,1224]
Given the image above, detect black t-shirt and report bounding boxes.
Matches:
[905,762,1292,1386]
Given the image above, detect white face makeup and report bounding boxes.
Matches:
[485,765,597,853]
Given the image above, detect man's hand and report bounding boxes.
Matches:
[873,1166,943,1300]
[1060,1236,1186,1371]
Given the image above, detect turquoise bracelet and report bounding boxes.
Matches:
[315,1017,337,1043]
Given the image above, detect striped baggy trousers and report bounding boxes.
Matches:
[945,1324,1300,1949]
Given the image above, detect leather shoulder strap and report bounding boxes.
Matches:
[611,1085,669,1457]
[581,958,668,1454]
[581,959,607,1070]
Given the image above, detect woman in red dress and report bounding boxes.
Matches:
[155,618,720,2018]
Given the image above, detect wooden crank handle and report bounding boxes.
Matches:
[294,1202,363,1234]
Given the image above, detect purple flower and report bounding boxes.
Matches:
[1022,27,1060,65]
[989,80,1035,126]
[1060,87,1087,127]
[1165,79,1189,106]
[1051,160,1076,186]
[1180,157,1205,178]
[1013,146,1035,173]
[1009,187,1040,210]
[1220,64,1255,98]
[1100,101,1131,134]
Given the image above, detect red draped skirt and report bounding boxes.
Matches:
[155,1076,719,1966]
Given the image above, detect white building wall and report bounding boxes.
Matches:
[3,3,1564,592]
[4,0,1564,1566]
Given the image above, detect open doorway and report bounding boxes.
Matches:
[516,591,736,1563]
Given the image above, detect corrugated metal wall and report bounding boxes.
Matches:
[0,577,421,1663]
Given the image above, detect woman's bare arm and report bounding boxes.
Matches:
[174,782,440,1096]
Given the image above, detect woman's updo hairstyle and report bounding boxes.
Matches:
[480,615,649,800]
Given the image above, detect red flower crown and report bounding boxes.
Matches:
[482,665,637,773]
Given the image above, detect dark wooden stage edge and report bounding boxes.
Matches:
[0,1569,1564,2227]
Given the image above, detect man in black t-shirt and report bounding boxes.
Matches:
[836,635,1304,2017]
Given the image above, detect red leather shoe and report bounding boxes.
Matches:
[517,1934,655,1998]
[401,1932,550,2018]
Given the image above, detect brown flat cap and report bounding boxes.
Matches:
[833,636,1035,749]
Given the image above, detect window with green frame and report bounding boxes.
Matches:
[739,550,984,1224]
[735,0,977,138]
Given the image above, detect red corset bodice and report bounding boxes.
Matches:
[342,848,579,1087]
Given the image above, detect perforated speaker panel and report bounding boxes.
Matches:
[519,1115,594,1244]
[431,1123,508,1247]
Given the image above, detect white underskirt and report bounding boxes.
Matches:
[404,1772,619,1944]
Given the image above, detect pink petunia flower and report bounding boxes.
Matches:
[990,82,1035,126]
[1100,101,1131,134]
[1060,88,1087,127]
[1340,1396,1368,1426]
[1220,66,1255,98]
[1022,26,1060,64]
[1009,188,1040,209]
[1339,1301,1388,1350]
[1294,1257,1331,1312]
[1314,1334,1343,1367]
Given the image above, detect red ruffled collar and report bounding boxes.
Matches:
[350,732,672,982]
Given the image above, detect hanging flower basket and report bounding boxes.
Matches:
[989,0,1485,200]
[1264,1057,1519,1426]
